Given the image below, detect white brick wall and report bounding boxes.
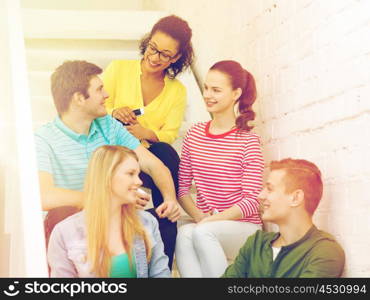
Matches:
[254,0,370,277]
[146,0,370,277]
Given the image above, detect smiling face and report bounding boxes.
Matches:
[142,30,181,74]
[203,70,241,115]
[110,156,142,206]
[82,75,109,118]
[258,169,294,224]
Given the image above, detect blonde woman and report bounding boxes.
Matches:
[47,145,170,277]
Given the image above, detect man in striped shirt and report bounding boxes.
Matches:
[34,60,180,268]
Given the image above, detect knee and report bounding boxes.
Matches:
[192,223,216,244]
[150,142,173,152]
[176,224,195,242]
[157,217,177,233]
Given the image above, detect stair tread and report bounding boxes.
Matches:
[22,9,167,40]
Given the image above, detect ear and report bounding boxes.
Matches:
[72,91,87,107]
[290,189,305,208]
[233,87,242,102]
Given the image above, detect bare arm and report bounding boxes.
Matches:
[178,194,208,223]
[141,127,159,143]
[126,123,159,143]
[134,145,176,201]
[38,171,83,211]
[134,145,180,221]
[198,205,243,224]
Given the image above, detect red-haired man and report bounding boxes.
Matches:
[223,158,345,277]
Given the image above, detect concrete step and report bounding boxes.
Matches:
[22,9,167,40]
[26,43,140,72]
[21,0,144,11]
[176,70,209,126]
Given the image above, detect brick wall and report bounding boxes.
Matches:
[253,0,370,277]
[145,0,370,276]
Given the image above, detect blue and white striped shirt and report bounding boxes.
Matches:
[34,115,140,191]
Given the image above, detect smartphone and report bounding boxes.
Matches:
[116,108,144,126]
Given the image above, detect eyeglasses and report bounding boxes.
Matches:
[146,43,177,62]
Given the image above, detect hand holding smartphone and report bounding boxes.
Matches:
[115,107,144,126]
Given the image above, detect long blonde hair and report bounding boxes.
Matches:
[83,145,151,277]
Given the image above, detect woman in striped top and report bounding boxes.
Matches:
[175,60,264,277]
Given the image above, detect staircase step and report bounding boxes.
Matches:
[22,9,167,40]
[21,0,143,11]
[176,70,209,126]
[26,45,140,72]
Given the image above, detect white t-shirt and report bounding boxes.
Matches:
[272,246,282,261]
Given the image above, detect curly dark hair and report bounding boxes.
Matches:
[139,15,194,79]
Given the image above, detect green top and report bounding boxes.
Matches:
[222,225,345,278]
[110,253,137,278]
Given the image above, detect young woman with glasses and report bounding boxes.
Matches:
[103,15,194,270]
[175,60,264,277]
[48,145,170,277]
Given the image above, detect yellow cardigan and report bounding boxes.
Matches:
[103,60,187,145]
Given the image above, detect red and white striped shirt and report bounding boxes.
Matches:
[178,121,264,224]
